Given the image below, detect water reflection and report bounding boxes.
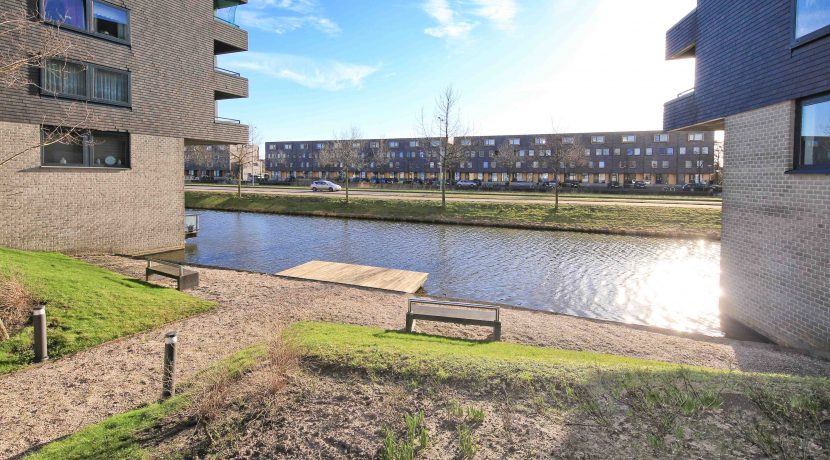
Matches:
[159,210,722,336]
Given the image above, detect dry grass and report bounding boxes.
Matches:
[0,273,35,341]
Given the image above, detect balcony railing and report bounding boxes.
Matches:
[214,6,239,28]
[215,116,241,124]
[676,88,695,99]
[214,66,241,77]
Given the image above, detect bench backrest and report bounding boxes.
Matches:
[408,298,499,322]
[147,259,184,276]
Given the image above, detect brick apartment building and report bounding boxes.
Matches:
[265,131,717,186]
[184,144,261,181]
[0,0,249,254]
[665,1,830,354]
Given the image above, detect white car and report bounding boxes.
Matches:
[310,180,342,192]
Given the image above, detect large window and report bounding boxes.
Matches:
[797,94,830,170]
[42,59,130,106]
[42,128,130,168]
[795,0,830,39]
[42,0,130,43]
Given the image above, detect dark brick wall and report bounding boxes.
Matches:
[0,0,248,144]
[664,0,830,131]
[264,131,716,182]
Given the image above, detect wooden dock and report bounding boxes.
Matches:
[276,261,428,294]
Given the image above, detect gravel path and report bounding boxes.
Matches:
[1,255,827,458]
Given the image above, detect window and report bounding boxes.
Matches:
[654,134,669,142]
[519,150,526,157]
[598,161,605,169]
[634,148,641,156]
[694,147,701,155]
[702,147,709,155]
[509,138,521,145]
[685,161,693,168]
[409,140,418,147]
[515,161,522,168]
[483,161,489,169]
[614,148,621,156]
[42,59,130,106]
[268,144,276,151]
[353,142,361,148]
[621,135,636,143]
[662,161,670,169]
[461,139,472,146]
[300,143,307,149]
[796,0,830,39]
[646,148,653,155]
[93,1,129,40]
[626,148,634,156]
[389,141,399,148]
[485,139,495,146]
[430,140,440,147]
[42,127,129,168]
[42,0,130,43]
[591,135,605,144]
[535,137,546,145]
[562,136,575,144]
[679,147,687,155]
[797,94,830,169]
[370,141,379,148]
[316,143,324,149]
[666,147,674,155]
[532,161,539,168]
[651,160,658,169]
[688,133,704,141]
[284,144,292,150]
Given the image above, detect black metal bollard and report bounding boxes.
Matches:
[32,305,48,362]
[162,331,177,399]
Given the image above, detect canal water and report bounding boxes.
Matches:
[158,210,722,336]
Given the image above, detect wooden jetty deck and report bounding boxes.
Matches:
[276,261,428,294]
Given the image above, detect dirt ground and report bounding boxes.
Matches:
[1,256,828,458]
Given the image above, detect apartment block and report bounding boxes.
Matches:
[0,0,249,254]
[264,131,716,186]
[665,1,830,355]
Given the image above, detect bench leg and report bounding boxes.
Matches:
[405,313,414,333]
[493,322,502,341]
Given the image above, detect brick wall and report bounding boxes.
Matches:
[0,121,184,254]
[722,101,830,354]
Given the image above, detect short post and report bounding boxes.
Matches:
[32,305,48,362]
[162,331,177,399]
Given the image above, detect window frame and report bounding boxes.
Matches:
[40,0,131,46]
[40,58,131,107]
[792,0,830,47]
[790,92,830,174]
[40,126,131,169]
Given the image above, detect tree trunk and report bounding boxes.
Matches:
[440,166,446,208]
[237,167,242,198]
[345,169,350,204]
[555,184,560,212]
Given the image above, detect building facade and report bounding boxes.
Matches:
[0,0,249,254]
[665,1,830,354]
[184,144,261,181]
[265,131,716,186]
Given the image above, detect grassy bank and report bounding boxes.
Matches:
[30,322,829,458]
[0,248,215,374]
[186,191,722,239]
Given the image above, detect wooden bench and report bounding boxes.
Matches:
[145,260,199,291]
[405,298,501,340]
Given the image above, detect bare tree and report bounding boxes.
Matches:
[367,138,390,184]
[418,86,469,208]
[230,125,260,197]
[543,133,588,211]
[0,9,93,169]
[317,126,366,203]
[495,140,522,185]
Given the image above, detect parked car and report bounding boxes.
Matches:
[509,181,537,191]
[455,180,479,190]
[562,180,581,188]
[682,183,712,192]
[607,181,622,189]
[633,181,647,189]
[310,180,341,192]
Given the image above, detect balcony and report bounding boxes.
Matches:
[214,67,248,99]
[213,12,248,54]
[664,89,697,131]
[666,8,697,60]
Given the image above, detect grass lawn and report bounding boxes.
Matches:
[186,191,722,238]
[29,322,830,459]
[0,248,215,374]
[187,183,723,202]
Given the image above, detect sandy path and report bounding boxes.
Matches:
[1,256,826,458]
[185,185,723,209]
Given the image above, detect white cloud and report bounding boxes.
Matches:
[237,10,340,35]
[422,0,517,39]
[240,0,339,35]
[224,52,380,91]
[471,0,518,30]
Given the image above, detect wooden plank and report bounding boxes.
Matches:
[277,261,428,294]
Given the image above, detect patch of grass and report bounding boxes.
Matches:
[0,248,216,374]
[186,192,721,237]
[26,344,268,460]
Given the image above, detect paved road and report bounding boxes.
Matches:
[186,185,723,209]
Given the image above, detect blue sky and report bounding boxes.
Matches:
[218,0,697,145]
